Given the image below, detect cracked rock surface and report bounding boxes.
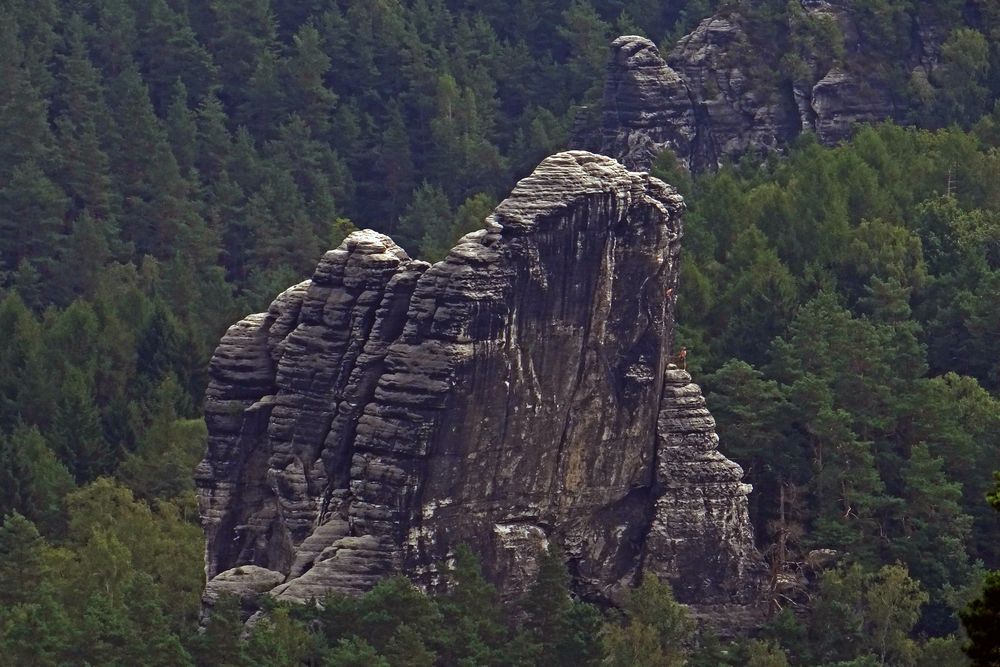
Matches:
[197,151,761,611]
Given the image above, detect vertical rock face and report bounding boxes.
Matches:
[577,3,953,172]
[197,151,761,611]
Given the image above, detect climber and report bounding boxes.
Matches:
[677,346,688,370]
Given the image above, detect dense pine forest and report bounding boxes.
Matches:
[2,0,1000,664]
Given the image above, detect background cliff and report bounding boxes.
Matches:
[576,2,1000,170]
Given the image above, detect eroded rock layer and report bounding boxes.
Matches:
[197,151,760,609]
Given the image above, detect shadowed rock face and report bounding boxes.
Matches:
[196,151,760,613]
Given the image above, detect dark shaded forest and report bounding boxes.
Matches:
[2,0,1000,664]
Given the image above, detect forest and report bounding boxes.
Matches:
[2,0,1000,664]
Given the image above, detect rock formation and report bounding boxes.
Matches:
[577,3,951,171]
[196,151,761,616]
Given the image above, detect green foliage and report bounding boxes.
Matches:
[0,1,998,664]
[602,575,695,667]
[961,474,1000,667]
[961,570,1000,667]
[806,563,928,666]
[0,426,73,530]
[192,594,246,667]
[522,545,602,666]
[678,121,1000,641]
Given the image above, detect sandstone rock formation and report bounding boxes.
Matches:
[577,3,950,171]
[196,151,761,614]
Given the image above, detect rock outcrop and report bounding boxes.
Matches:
[577,3,952,171]
[196,151,761,613]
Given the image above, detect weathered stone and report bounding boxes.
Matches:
[811,67,894,144]
[645,366,759,604]
[575,5,952,172]
[197,151,762,615]
[597,35,700,172]
[200,565,285,621]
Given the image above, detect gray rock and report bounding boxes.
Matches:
[575,4,950,171]
[197,151,762,615]
[200,565,285,621]
[597,36,700,172]
[811,67,894,144]
[644,365,761,605]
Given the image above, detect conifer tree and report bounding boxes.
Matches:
[0,512,48,607]
[437,544,510,666]
[0,426,74,530]
[397,182,452,259]
[193,594,247,667]
[961,475,1000,666]
[135,0,217,112]
[284,22,336,136]
[166,80,198,177]
[602,575,694,667]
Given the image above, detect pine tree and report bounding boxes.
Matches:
[556,1,611,105]
[378,103,416,226]
[522,545,573,656]
[0,294,44,427]
[323,637,389,667]
[602,576,694,667]
[397,182,452,259]
[0,14,56,178]
[91,0,138,77]
[209,0,280,102]
[0,426,74,530]
[193,594,247,667]
[135,0,218,111]
[195,92,234,181]
[0,162,69,300]
[437,545,510,666]
[50,368,110,484]
[896,443,973,619]
[382,624,436,667]
[166,80,198,176]
[450,193,495,243]
[0,512,48,606]
[522,545,602,666]
[0,582,73,667]
[107,63,189,258]
[961,474,1000,667]
[53,16,118,226]
[239,47,285,138]
[284,22,336,136]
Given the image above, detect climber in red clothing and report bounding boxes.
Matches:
[677,346,688,370]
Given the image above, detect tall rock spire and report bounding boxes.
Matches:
[196,151,762,618]
[644,365,761,606]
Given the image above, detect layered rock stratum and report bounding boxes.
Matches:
[577,3,949,171]
[196,151,760,616]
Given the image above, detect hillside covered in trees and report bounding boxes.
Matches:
[2,0,1000,665]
